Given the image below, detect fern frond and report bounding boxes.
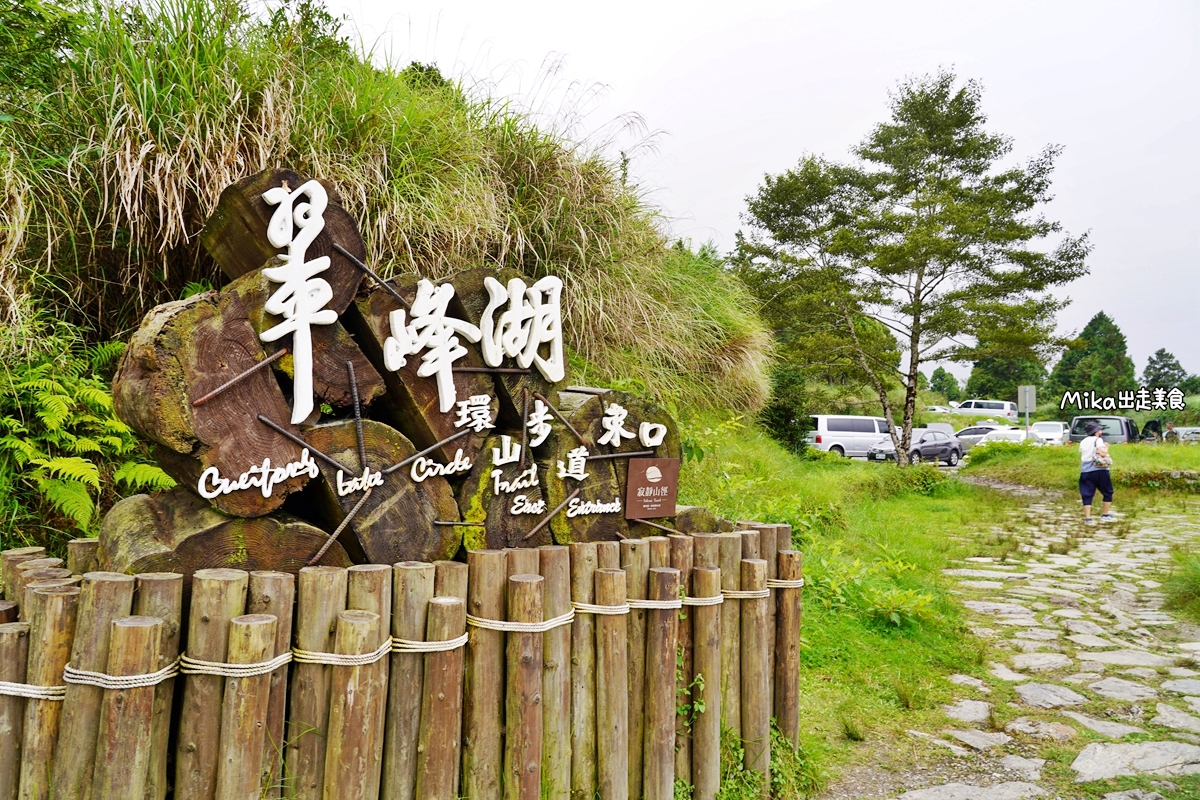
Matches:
[37,478,95,531]
[34,393,72,430]
[88,341,126,372]
[0,436,40,464]
[34,456,101,489]
[70,437,104,454]
[75,385,114,411]
[114,461,177,491]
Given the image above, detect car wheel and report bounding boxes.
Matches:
[910,451,921,463]
[829,445,845,457]
[947,450,960,466]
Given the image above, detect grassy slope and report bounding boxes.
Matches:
[962,442,1200,492]
[681,418,1011,792]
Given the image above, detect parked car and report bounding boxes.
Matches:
[1179,427,1200,443]
[955,422,1009,451]
[867,428,963,465]
[805,415,891,457]
[925,422,956,435]
[926,405,953,414]
[1068,416,1140,444]
[975,429,1042,447]
[955,399,1020,422]
[1029,421,1068,445]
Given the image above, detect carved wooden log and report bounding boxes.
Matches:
[99,488,350,583]
[199,167,366,314]
[225,267,385,411]
[91,616,161,800]
[674,506,735,534]
[0,621,30,800]
[456,432,551,550]
[450,267,564,428]
[133,573,184,800]
[344,284,494,466]
[302,420,462,564]
[112,290,309,517]
[20,586,80,800]
[245,572,294,799]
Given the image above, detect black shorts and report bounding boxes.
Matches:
[1079,470,1114,505]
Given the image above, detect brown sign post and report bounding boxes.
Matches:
[625,458,680,520]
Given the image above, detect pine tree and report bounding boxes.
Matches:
[1048,312,1136,397]
[964,358,1046,401]
[1142,348,1188,388]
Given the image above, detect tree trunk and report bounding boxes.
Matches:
[98,488,351,586]
[199,167,366,315]
[456,433,552,550]
[225,268,385,412]
[113,290,310,517]
[343,285,495,467]
[302,420,462,563]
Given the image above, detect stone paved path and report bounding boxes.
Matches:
[889,498,1200,799]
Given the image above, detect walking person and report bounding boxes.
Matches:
[1079,421,1115,525]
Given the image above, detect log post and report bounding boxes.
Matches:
[538,546,571,800]
[1,547,44,601]
[19,571,73,619]
[668,534,694,785]
[322,611,387,800]
[175,568,249,800]
[381,562,434,800]
[739,529,760,561]
[646,537,670,569]
[568,542,598,800]
[504,574,544,800]
[91,616,162,800]
[760,527,779,717]
[214,614,277,800]
[717,532,742,737]
[620,538,649,800]
[0,621,30,800]
[594,569,628,800]
[52,571,137,800]
[286,566,347,800]
[348,563,392,800]
[690,568,721,800]
[0,602,16,624]
[66,540,99,575]
[134,572,184,800]
[595,542,620,571]
[19,585,80,800]
[14,560,64,618]
[740,560,770,793]
[434,560,469,600]
[505,548,540,579]
[414,597,468,800]
[691,534,719,571]
[245,572,294,799]
[462,550,507,800]
[643,568,679,800]
[775,551,804,748]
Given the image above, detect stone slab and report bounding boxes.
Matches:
[1071,741,1200,782]
[990,662,1029,682]
[1085,650,1176,667]
[1015,682,1087,708]
[1162,679,1200,695]
[1062,711,1145,738]
[896,782,1046,800]
[1000,755,1044,781]
[943,699,991,723]
[1004,717,1074,741]
[948,674,991,693]
[1089,677,1158,702]
[1012,653,1072,672]
[1152,703,1200,734]
[945,728,1012,751]
[1066,633,1118,648]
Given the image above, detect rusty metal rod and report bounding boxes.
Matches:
[332,242,411,309]
[585,449,655,461]
[381,428,473,476]
[533,392,587,446]
[191,348,288,407]
[255,415,344,472]
[347,360,367,471]
[523,488,581,541]
[520,387,529,470]
[308,488,373,565]
[433,521,486,527]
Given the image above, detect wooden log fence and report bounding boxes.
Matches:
[0,528,803,800]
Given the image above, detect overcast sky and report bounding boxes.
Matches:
[329,0,1200,382]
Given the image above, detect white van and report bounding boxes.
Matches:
[805,415,891,457]
[955,399,1019,422]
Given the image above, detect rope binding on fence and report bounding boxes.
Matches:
[571,601,630,616]
[766,577,805,589]
[722,588,771,599]
[63,659,180,690]
[392,633,469,653]
[627,597,683,610]
[0,680,66,700]
[181,650,293,677]
[466,609,575,633]
[292,638,391,667]
[680,594,724,606]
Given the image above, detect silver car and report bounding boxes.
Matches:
[955,423,1010,451]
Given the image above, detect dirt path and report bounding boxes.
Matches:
[817,487,1200,800]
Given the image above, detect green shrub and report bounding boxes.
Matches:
[1165,549,1200,623]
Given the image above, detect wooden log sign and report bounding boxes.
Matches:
[105,167,703,572]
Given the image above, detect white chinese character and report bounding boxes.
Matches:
[1135,387,1151,411]
[383,280,482,412]
[1117,390,1134,410]
[526,399,553,447]
[1152,387,1168,410]
[454,394,495,433]
[557,446,590,481]
[492,434,521,466]
[479,276,565,382]
[1167,387,1185,411]
[259,180,339,424]
[597,403,636,447]
[639,422,667,447]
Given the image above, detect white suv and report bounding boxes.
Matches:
[805,415,891,458]
[955,399,1018,422]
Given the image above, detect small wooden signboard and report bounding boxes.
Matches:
[625,458,680,520]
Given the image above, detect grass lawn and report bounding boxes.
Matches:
[680,417,1015,795]
[961,441,1200,492]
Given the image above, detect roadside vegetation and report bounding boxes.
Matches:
[961,441,1200,492]
[681,416,1011,793]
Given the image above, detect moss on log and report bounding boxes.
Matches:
[455,433,551,550]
